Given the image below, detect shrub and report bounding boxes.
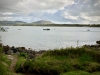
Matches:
[19,52,28,58]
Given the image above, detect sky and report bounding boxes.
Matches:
[0,0,100,24]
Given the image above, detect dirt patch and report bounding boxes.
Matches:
[7,55,18,72]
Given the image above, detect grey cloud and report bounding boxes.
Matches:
[0,0,21,12]
[0,0,100,24]
[61,0,100,23]
[0,0,75,15]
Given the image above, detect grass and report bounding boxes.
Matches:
[1,45,100,75]
[60,71,90,75]
[15,57,26,72]
[15,47,100,75]
[60,71,100,75]
[0,46,23,75]
[0,47,11,75]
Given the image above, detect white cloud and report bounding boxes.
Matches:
[0,16,13,21]
[94,0,100,6]
[42,10,57,14]
[80,20,90,24]
[0,0,100,24]
[80,13,100,21]
[13,0,75,14]
[62,11,79,20]
[83,0,91,3]
[3,12,14,15]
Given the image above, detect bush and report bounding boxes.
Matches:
[15,57,26,72]
[15,47,100,74]
[19,52,28,58]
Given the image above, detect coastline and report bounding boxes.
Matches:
[0,41,100,75]
[2,40,100,57]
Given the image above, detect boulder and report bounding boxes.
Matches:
[3,45,10,54]
[96,41,100,44]
[7,50,13,55]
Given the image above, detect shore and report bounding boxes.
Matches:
[0,41,100,75]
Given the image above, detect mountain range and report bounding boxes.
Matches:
[0,20,54,26]
[0,21,26,26]
[32,20,54,24]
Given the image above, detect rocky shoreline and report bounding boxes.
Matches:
[1,40,100,58]
[2,44,47,59]
[0,40,100,75]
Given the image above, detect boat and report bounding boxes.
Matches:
[43,28,50,30]
[4,27,9,29]
[87,29,90,31]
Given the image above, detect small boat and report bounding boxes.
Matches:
[4,27,9,29]
[43,29,50,30]
[87,29,90,31]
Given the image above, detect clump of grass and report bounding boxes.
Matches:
[60,71,90,75]
[60,71,100,75]
[0,47,12,75]
[15,47,100,74]
[0,62,8,75]
[15,57,26,72]
[19,52,28,58]
[91,72,100,75]
[42,47,87,58]
[0,46,24,75]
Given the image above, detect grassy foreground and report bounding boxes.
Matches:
[0,44,100,75]
[15,47,100,75]
[0,46,23,75]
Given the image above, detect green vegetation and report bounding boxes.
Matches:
[15,47,100,75]
[0,46,23,75]
[0,46,11,75]
[60,71,100,75]
[60,71,90,75]
[1,43,100,75]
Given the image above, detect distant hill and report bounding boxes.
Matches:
[0,21,27,26]
[32,20,54,24]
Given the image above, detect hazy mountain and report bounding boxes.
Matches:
[0,21,27,26]
[32,20,54,24]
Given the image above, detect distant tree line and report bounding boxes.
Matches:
[16,24,100,27]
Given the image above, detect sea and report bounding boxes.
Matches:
[0,26,100,51]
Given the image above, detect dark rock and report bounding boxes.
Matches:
[10,46,17,53]
[96,41,100,44]
[3,45,10,54]
[15,52,20,55]
[0,43,2,47]
[7,50,13,55]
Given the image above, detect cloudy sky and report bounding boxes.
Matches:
[0,0,100,24]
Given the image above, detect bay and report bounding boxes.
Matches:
[0,26,100,51]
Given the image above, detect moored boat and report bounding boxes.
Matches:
[87,29,90,31]
[43,28,50,30]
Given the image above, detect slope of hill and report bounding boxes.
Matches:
[32,20,54,24]
[0,21,26,26]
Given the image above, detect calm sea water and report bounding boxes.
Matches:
[0,26,100,50]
